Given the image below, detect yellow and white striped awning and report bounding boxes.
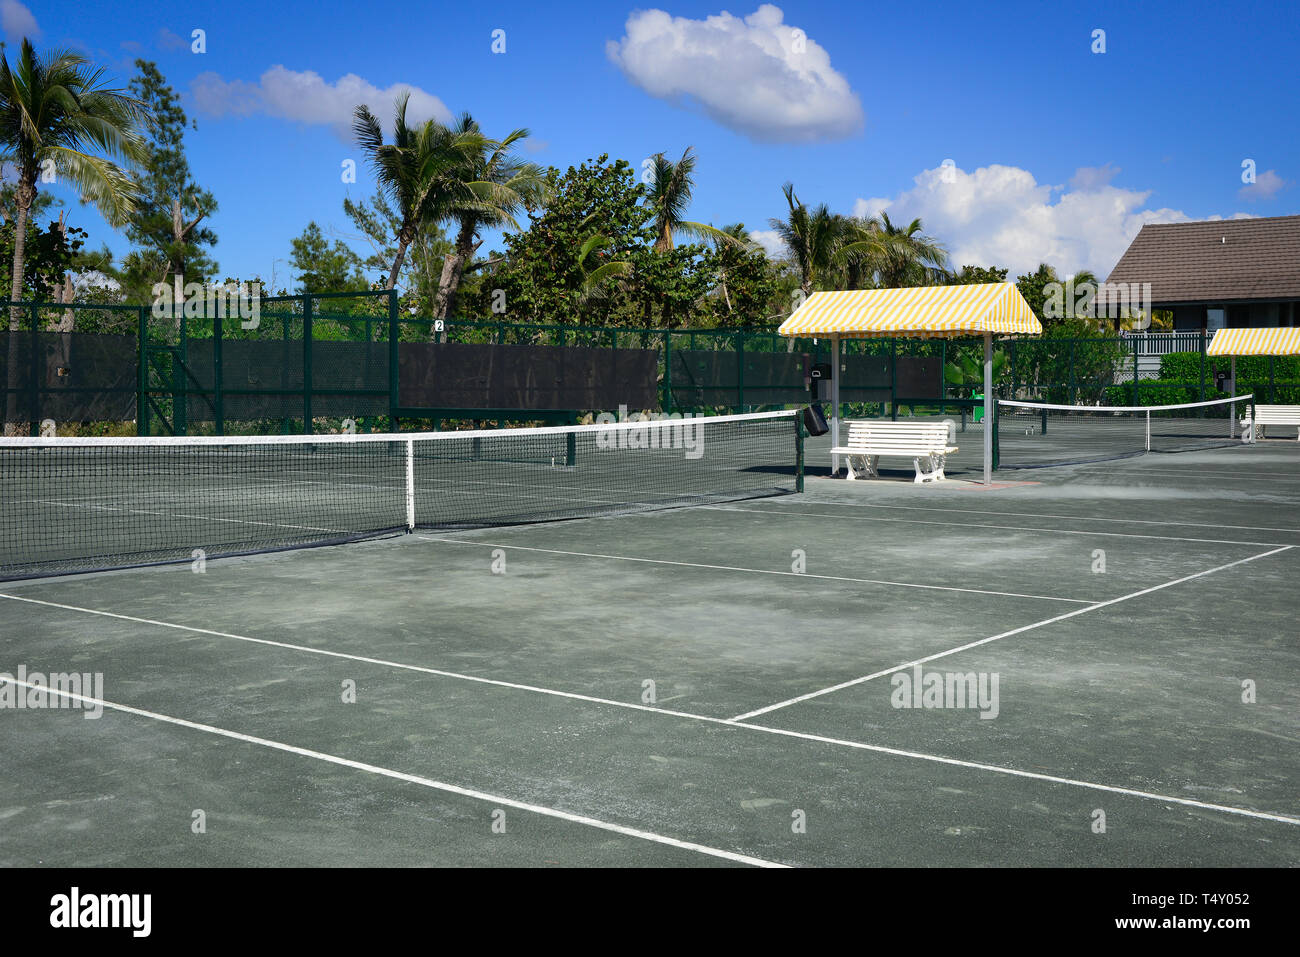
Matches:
[777,282,1042,339]
[1206,327,1300,356]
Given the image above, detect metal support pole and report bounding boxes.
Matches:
[983,332,993,486]
[831,335,841,475]
[1231,354,1237,439]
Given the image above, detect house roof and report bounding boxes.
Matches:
[777,283,1041,339]
[1105,215,1300,303]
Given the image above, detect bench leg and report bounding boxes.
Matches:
[910,454,947,484]
[844,454,864,480]
[866,455,879,478]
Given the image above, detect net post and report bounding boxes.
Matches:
[795,413,805,492]
[992,399,1000,471]
[302,294,313,434]
[1145,409,1151,451]
[405,437,415,531]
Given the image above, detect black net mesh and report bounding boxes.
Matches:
[0,412,801,580]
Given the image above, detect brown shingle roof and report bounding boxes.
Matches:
[1105,214,1300,303]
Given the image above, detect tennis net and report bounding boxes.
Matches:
[995,395,1254,468]
[0,410,802,581]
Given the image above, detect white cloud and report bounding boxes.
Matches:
[157,27,187,51]
[1239,169,1288,202]
[1,0,39,41]
[606,4,862,143]
[191,66,452,139]
[1069,163,1121,191]
[850,163,1248,277]
[747,229,786,257]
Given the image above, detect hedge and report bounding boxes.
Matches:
[1160,351,1300,380]
[1104,379,1300,406]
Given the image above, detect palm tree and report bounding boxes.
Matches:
[431,113,550,321]
[645,147,739,252]
[352,93,485,291]
[768,182,838,297]
[0,39,148,324]
[858,212,950,287]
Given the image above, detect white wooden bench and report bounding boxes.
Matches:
[1242,405,1300,441]
[833,420,958,483]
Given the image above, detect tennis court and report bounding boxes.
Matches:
[1,413,1298,867]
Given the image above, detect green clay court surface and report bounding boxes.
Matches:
[2,433,1298,867]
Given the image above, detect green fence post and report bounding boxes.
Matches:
[388,290,399,432]
[890,338,898,420]
[303,293,313,434]
[175,307,188,436]
[1199,328,1207,402]
[28,302,38,436]
[1069,338,1077,406]
[663,331,672,413]
[1269,355,1276,403]
[1132,339,1140,406]
[213,309,224,435]
[736,330,745,411]
[137,305,148,435]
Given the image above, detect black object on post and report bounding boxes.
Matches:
[808,362,832,402]
[802,403,829,436]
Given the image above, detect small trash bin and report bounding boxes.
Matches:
[972,394,985,423]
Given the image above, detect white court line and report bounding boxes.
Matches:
[727,720,1300,826]
[415,537,1090,604]
[728,545,1295,722]
[743,500,1300,536]
[0,592,712,721]
[1068,465,1300,482]
[4,591,1297,829]
[700,504,1288,549]
[0,675,784,868]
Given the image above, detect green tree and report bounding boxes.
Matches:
[949,264,1009,285]
[289,221,364,293]
[124,60,217,306]
[704,223,777,325]
[431,114,549,321]
[768,182,838,297]
[352,93,484,290]
[0,39,148,325]
[482,154,650,326]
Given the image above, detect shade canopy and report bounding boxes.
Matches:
[777,282,1042,339]
[1206,327,1300,356]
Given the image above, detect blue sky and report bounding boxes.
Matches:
[10,0,1299,289]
